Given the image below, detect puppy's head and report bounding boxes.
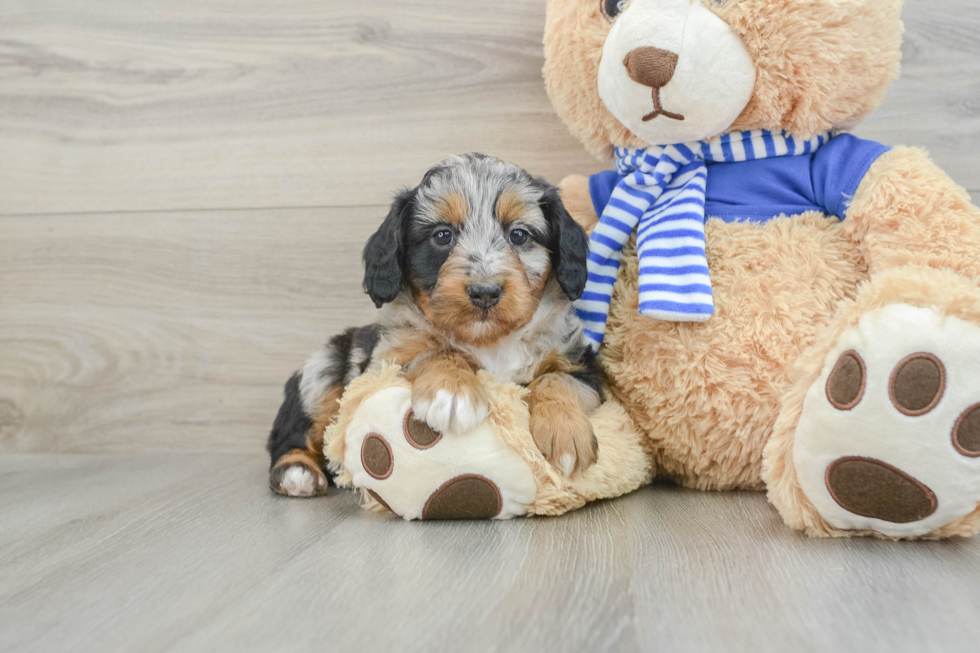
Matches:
[363,154,589,346]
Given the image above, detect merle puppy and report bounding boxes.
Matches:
[267,153,603,497]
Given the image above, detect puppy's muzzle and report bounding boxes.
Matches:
[467,283,503,310]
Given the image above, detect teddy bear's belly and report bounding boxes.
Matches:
[602,212,870,491]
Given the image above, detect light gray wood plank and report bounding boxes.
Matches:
[0,0,604,216]
[1,0,977,217]
[853,0,980,196]
[1,454,979,653]
[0,208,383,453]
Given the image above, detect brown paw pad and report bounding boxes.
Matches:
[422,474,502,520]
[953,404,980,458]
[889,352,946,416]
[825,457,937,524]
[361,433,393,480]
[403,409,443,450]
[826,350,866,411]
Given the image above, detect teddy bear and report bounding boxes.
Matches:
[543,0,980,539]
[323,0,980,539]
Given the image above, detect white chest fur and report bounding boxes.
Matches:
[465,334,538,385]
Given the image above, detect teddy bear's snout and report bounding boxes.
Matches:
[595,0,756,141]
[623,47,678,90]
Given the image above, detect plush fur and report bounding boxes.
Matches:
[324,364,655,517]
[602,213,869,491]
[543,0,980,538]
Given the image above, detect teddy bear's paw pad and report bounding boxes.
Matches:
[422,475,502,520]
[344,387,536,521]
[953,404,980,457]
[825,350,866,410]
[889,353,946,416]
[404,409,443,449]
[360,434,394,480]
[825,457,937,524]
[794,304,980,537]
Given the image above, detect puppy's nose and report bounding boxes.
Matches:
[467,283,503,309]
[623,47,679,89]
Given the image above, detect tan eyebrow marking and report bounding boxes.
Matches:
[496,190,527,224]
[435,191,468,225]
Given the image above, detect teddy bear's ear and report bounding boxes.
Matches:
[540,184,589,301]
[362,188,415,308]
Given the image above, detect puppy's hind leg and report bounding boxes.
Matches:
[267,326,381,497]
[267,373,342,497]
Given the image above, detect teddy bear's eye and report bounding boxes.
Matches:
[601,0,629,23]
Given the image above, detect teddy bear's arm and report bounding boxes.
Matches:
[843,146,980,281]
[559,174,600,235]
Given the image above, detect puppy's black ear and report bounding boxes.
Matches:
[540,184,589,300]
[363,188,415,308]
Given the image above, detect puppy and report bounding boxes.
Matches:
[267,153,603,497]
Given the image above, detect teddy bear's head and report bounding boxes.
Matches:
[544,0,904,158]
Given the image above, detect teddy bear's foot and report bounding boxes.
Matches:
[328,365,656,520]
[790,302,980,538]
[343,387,537,520]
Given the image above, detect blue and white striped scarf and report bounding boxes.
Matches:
[576,129,832,350]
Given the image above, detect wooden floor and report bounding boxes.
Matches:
[3,454,980,653]
[2,0,980,650]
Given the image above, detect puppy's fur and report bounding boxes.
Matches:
[267,154,603,497]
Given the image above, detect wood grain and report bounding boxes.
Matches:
[1,454,979,653]
[0,208,383,453]
[0,0,604,215]
[853,1,980,195]
[0,0,977,217]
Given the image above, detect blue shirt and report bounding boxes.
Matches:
[589,134,890,224]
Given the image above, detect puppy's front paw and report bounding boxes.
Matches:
[412,379,489,436]
[530,403,598,477]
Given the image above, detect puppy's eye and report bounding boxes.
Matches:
[601,0,628,22]
[509,229,529,246]
[433,229,454,247]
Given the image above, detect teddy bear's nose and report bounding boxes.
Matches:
[623,47,679,89]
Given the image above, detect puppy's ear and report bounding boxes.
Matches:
[540,184,589,300]
[363,188,415,308]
